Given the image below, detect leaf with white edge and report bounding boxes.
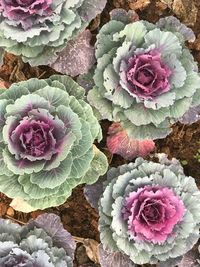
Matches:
[144,91,176,110]
[0,174,28,199]
[170,97,192,119]
[81,145,108,184]
[87,87,113,121]
[107,122,155,160]
[30,154,73,189]
[3,148,45,175]
[174,72,200,100]
[144,28,182,55]
[69,147,94,179]
[49,75,85,100]
[163,54,186,88]
[35,86,70,108]
[10,197,37,212]
[110,86,134,109]
[0,84,29,101]
[113,21,147,46]
[18,175,59,199]
[99,244,136,267]
[124,103,169,126]
[5,94,50,117]
[123,120,172,140]
[50,30,95,77]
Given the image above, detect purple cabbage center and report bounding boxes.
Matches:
[125,50,172,99]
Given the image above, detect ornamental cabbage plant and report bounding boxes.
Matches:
[0,75,108,210]
[88,16,200,140]
[98,154,200,265]
[0,213,75,266]
[0,0,106,66]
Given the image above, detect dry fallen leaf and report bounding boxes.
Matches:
[10,198,37,213]
[128,0,150,10]
[0,202,8,216]
[6,207,14,217]
[74,236,100,264]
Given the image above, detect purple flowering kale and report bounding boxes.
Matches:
[0,0,106,66]
[0,213,76,266]
[98,155,200,265]
[0,75,108,211]
[88,16,200,140]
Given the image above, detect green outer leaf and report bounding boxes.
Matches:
[35,86,70,108]
[144,91,176,110]
[78,100,101,140]
[0,85,29,101]
[122,120,172,140]
[44,132,76,171]
[144,28,182,55]
[0,174,28,199]
[124,104,169,126]
[30,153,73,189]
[69,147,94,179]
[0,99,13,140]
[3,148,45,175]
[173,72,200,100]
[87,87,113,121]
[96,20,125,58]
[0,143,13,176]
[56,105,82,143]
[49,75,85,99]
[5,94,50,117]
[80,146,108,184]
[18,174,60,199]
[113,21,147,46]
[170,97,192,119]
[70,119,93,158]
[16,78,48,93]
[163,53,186,88]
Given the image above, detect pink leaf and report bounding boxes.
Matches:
[107,122,155,160]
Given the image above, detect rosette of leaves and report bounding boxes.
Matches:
[0,75,108,210]
[88,16,200,140]
[98,154,200,265]
[0,213,76,266]
[0,0,106,66]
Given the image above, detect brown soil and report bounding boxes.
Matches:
[0,0,200,266]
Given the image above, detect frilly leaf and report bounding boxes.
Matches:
[81,145,108,184]
[29,213,76,259]
[157,16,196,42]
[50,30,95,77]
[78,0,107,21]
[99,244,136,267]
[177,249,199,267]
[107,122,155,160]
[179,105,200,124]
[110,9,139,24]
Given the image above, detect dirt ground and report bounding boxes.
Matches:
[0,1,200,266]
